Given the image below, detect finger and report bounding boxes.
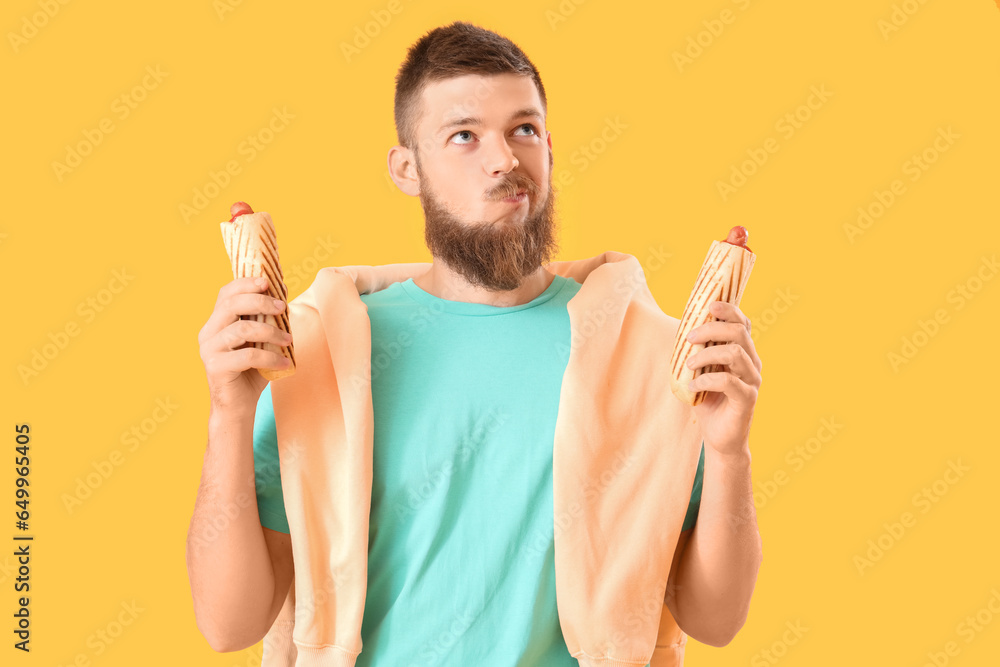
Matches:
[685,342,761,387]
[208,346,292,377]
[201,319,291,366]
[686,320,745,345]
[708,300,751,332]
[688,371,757,408]
[200,277,272,346]
[686,320,761,374]
[218,319,292,353]
[217,276,270,305]
[202,291,287,345]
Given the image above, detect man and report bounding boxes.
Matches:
[187,20,762,666]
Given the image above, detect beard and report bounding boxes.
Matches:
[417,159,559,293]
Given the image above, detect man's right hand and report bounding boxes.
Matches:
[198,276,294,417]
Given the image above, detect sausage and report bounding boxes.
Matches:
[723,225,752,253]
[229,201,254,222]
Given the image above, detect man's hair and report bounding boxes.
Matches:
[393,21,547,158]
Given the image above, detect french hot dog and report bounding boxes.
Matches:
[669,226,755,405]
[219,201,296,381]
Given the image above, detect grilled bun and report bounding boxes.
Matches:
[220,201,296,381]
[669,228,755,405]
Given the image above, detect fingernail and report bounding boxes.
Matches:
[688,380,697,391]
[257,277,268,288]
[273,299,284,309]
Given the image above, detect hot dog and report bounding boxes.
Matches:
[219,201,296,381]
[668,226,756,406]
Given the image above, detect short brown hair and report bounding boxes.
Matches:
[393,21,547,157]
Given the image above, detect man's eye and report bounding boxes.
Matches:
[451,125,538,144]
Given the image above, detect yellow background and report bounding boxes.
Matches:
[5,0,1000,665]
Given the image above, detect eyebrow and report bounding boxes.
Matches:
[436,107,544,137]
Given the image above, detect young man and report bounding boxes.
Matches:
[188,21,762,667]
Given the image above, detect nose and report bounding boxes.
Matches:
[484,134,518,175]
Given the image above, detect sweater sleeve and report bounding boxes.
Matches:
[680,441,705,532]
[252,383,291,534]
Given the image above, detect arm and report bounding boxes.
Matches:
[666,299,764,646]
[185,408,294,652]
[665,442,761,647]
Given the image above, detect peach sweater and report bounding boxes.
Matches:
[262,250,704,667]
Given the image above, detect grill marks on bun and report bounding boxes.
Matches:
[668,238,756,406]
[220,209,297,380]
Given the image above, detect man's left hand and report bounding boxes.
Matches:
[684,300,763,456]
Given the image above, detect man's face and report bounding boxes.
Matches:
[411,73,558,292]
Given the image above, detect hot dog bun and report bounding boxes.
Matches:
[669,228,755,405]
[219,202,296,381]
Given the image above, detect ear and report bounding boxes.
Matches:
[387,145,421,197]
[547,131,552,151]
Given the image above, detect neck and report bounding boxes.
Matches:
[412,262,555,307]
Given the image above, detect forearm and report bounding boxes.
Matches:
[672,442,762,646]
[186,408,275,651]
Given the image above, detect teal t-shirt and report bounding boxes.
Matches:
[252,274,705,665]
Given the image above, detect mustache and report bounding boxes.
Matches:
[485,174,540,201]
